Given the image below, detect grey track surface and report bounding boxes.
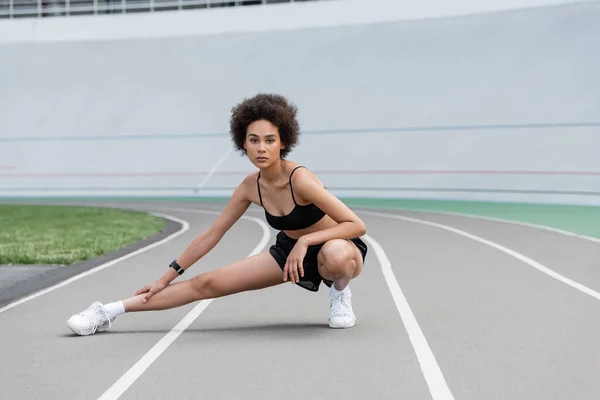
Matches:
[0,265,62,303]
[2,200,600,400]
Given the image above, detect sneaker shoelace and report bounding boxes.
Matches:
[331,293,353,317]
[79,305,112,333]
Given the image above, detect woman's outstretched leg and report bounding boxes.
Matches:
[66,251,284,336]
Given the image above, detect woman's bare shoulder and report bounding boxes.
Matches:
[242,170,260,183]
[289,164,323,185]
[236,171,261,202]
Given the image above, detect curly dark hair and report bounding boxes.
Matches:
[229,93,300,158]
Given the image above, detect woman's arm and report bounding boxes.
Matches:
[156,176,253,285]
[292,168,367,247]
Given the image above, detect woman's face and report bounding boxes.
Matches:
[244,119,285,168]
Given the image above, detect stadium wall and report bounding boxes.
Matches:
[1,0,598,205]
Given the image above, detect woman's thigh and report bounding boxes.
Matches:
[201,250,286,297]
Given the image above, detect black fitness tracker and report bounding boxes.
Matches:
[169,260,184,275]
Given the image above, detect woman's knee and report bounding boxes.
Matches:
[318,240,356,276]
[190,272,217,298]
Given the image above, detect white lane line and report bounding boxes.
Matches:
[193,148,233,193]
[362,234,455,400]
[359,210,600,302]
[369,206,600,245]
[0,212,190,314]
[97,211,271,400]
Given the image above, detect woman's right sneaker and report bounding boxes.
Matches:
[67,301,114,336]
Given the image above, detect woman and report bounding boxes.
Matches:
[67,93,368,335]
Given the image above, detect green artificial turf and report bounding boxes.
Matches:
[0,205,166,265]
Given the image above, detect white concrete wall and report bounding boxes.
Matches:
[1,0,597,43]
[1,1,599,204]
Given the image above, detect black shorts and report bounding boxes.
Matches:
[269,231,368,292]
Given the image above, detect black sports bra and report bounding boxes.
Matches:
[257,166,326,231]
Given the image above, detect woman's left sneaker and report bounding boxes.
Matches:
[67,301,114,336]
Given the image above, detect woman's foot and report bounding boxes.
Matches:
[329,285,356,328]
[67,301,114,336]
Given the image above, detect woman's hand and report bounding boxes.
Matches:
[135,280,168,303]
[283,238,308,283]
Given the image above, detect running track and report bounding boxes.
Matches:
[2,200,600,400]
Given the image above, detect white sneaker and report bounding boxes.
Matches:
[67,301,114,336]
[329,285,356,328]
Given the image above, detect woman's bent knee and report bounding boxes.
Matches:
[324,251,353,270]
[318,240,358,278]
